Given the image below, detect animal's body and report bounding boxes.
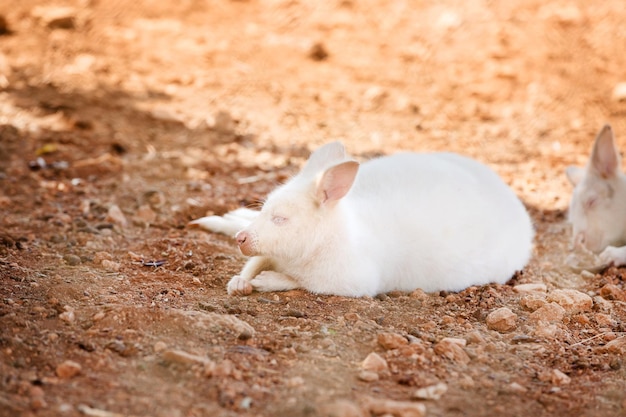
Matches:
[191,142,534,297]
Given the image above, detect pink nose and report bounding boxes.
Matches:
[236,231,248,247]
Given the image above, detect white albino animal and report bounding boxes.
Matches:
[566,124,626,266]
[191,142,534,297]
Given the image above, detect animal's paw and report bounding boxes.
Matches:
[250,271,300,292]
[227,275,253,296]
[599,246,626,267]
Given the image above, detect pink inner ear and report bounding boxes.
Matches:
[591,124,620,178]
[316,161,359,204]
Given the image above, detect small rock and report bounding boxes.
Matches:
[529,302,565,323]
[29,385,47,409]
[377,332,408,350]
[56,360,81,378]
[412,382,448,400]
[101,259,121,272]
[594,313,615,327]
[486,307,517,332]
[32,6,77,29]
[363,86,387,110]
[92,311,105,321]
[600,284,626,301]
[309,42,329,61]
[519,294,547,311]
[134,204,157,224]
[161,349,213,366]
[212,110,235,133]
[358,370,379,382]
[106,204,128,228]
[612,82,626,102]
[533,323,559,338]
[505,382,528,394]
[319,399,365,417]
[434,338,470,364]
[514,283,547,293]
[547,289,592,313]
[551,369,571,385]
[361,352,388,372]
[601,336,626,354]
[59,306,75,323]
[153,341,167,352]
[364,396,426,417]
[63,254,81,266]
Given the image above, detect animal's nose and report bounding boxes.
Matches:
[236,231,248,247]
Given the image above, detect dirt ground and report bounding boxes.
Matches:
[1,1,626,416]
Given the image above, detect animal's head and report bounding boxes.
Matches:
[236,142,359,260]
[566,124,626,252]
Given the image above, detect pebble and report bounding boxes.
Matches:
[486,307,517,332]
[357,370,379,382]
[319,399,365,417]
[513,283,547,293]
[56,360,81,379]
[134,204,157,224]
[612,82,626,102]
[547,289,592,313]
[361,352,388,372]
[529,302,565,323]
[31,6,77,29]
[600,284,626,302]
[153,341,167,352]
[377,332,408,350]
[106,204,128,228]
[364,396,426,417]
[161,349,213,366]
[519,294,547,311]
[309,42,329,61]
[63,254,81,266]
[412,382,448,400]
[551,369,571,385]
[434,338,470,364]
[601,336,626,354]
[101,259,121,272]
[59,306,75,323]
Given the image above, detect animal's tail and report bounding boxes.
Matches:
[188,208,259,237]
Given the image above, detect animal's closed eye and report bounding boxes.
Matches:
[584,197,598,210]
[271,215,288,225]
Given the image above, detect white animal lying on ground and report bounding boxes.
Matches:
[190,142,534,297]
[566,124,626,266]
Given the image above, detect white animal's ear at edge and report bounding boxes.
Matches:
[302,141,347,176]
[565,166,584,186]
[315,160,359,205]
[590,124,621,179]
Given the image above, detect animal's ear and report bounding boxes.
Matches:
[590,124,621,179]
[316,160,359,205]
[566,166,584,186]
[302,142,347,176]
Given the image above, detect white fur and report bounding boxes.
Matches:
[566,124,626,265]
[195,142,534,297]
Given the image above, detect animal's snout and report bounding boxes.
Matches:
[235,230,255,256]
[236,231,248,247]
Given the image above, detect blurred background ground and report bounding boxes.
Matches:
[0,1,625,416]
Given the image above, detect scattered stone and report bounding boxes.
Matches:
[59,306,75,323]
[599,284,626,301]
[594,313,615,327]
[56,360,81,378]
[513,283,547,293]
[319,399,365,417]
[63,254,81,266]
[551,369,571,385]
[529,302,565,323]
[486,307,517,332]
[412,382,448,400]
[533,323,559,339]
[547,289,592,313]
[378,332,408,350]
[363,86,387,110]
[106,204,128,228]
[180,310,255,339]
[504,382,528,394]
[134,204,157,225]
[361,352,388,372]
[92,311,105,321]
[29,385,47,409]
[161,349,213,366]
[358,370,379,382]
[212,110,235,133]
[519,294,547,311]
[364,396,426,417]
[465,331,486,345]
[612,82,626,102]
[32,6,77,29]
[101,259,121,272]
[309,42,329,61]
[434,338,470,364]
[601,336,626,354]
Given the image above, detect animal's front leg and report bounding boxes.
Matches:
[251,270,300,292]
[227,256,274,296]
[599,246,626,267]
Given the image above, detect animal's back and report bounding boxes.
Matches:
[345,152,533,293]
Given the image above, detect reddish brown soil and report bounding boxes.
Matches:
[1,1,625,416]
